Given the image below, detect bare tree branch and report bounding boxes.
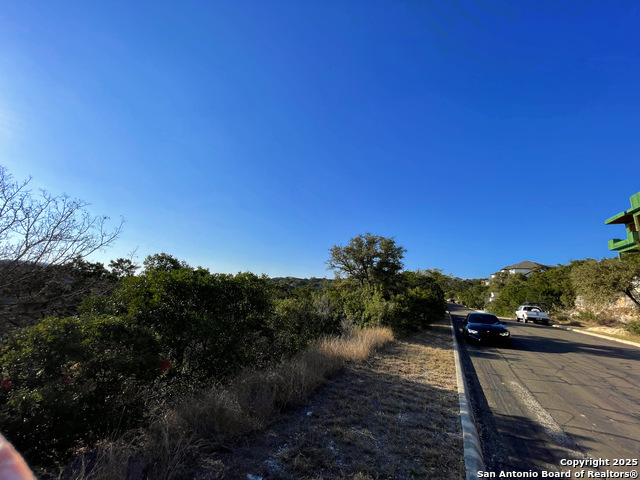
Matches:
[0,165,123,332]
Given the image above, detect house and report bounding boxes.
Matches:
[498,261,553,276]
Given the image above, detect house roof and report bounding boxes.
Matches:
[501,261,553,271]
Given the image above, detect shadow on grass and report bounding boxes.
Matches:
[203,333,465,480]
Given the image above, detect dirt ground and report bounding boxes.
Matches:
[193,323,464,480]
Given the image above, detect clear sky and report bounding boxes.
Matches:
[1,1,638,279]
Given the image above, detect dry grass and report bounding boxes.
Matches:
[317,326,395,362]
[55,415,202,480]
[553,315,640,345]
[174,327,394,442]
[581,326,640,344]
[196,320,464,479]
[58,327,394,480]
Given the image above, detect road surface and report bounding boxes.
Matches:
[450,303,640,475]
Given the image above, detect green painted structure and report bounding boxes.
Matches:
[605,192,640,254]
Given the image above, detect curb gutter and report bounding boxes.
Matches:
[449,312,485,479]
[551,324,640,348]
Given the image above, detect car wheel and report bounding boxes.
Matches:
[524,317,529,323]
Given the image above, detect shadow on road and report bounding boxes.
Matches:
[448,305,607,472]
[487,412,588,473]
[449,304,640,362]
[513,334,640,361]
[452,327,589,473]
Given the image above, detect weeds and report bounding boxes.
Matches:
[196,321,464,479]
[574,310,599,322]
[59,327,393,479]
[625,321,640,336]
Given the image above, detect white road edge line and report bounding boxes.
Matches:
[505,380,583,454]
[449,312,485,480]
[551,325,640,348]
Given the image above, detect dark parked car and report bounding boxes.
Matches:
[463,312,512,347]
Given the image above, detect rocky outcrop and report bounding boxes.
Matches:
[573,292,640,324]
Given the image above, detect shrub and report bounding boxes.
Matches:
[0,315,161,466]
[324,272,446,333]
[272,289,341,355]
[328,286,395,328]
[573,310,598,322]
[86,268,279,383]
[553,312,571,323]
[625,321,640,335]
[390,286,445,332]
[71,326,394,478]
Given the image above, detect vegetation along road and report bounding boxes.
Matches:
[450,303,640,475]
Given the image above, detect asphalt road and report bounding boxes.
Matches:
[449,303,640,475]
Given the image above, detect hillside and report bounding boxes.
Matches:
[192,321,463,479]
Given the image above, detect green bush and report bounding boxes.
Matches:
[0,250,450,470]
[0,315,161,466]
[318,283,382,328]
[86,267,279,383]
[625,321,640,335]
[389,286,442,332]
[322,271,446,333]
[1,261,348,469]
[574,310,598,322]
[272,288,341,354]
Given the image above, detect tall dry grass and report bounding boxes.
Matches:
[174,326,393,441]
[317,326,394,362]
[63,326,394,480]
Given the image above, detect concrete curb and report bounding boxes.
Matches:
[551,324,640,348]
[449,312,485,479]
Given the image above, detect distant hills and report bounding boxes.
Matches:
[269,276,333,290]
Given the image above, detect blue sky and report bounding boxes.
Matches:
[1,1,638,279]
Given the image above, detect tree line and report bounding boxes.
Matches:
[4,163,639,471]
[0,166,447,469]
[1,246,446,469]
[449,256,640,321]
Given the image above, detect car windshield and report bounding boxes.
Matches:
[468,314,500,324]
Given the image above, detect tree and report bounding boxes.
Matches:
[142,252,188,273]
[571,256,640,309]
[327,233,406,289]
[525,264,576,312]
[0,165,122,331]
[486,273,529,316]
[457,280,489,310]
[108,257,139,279]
